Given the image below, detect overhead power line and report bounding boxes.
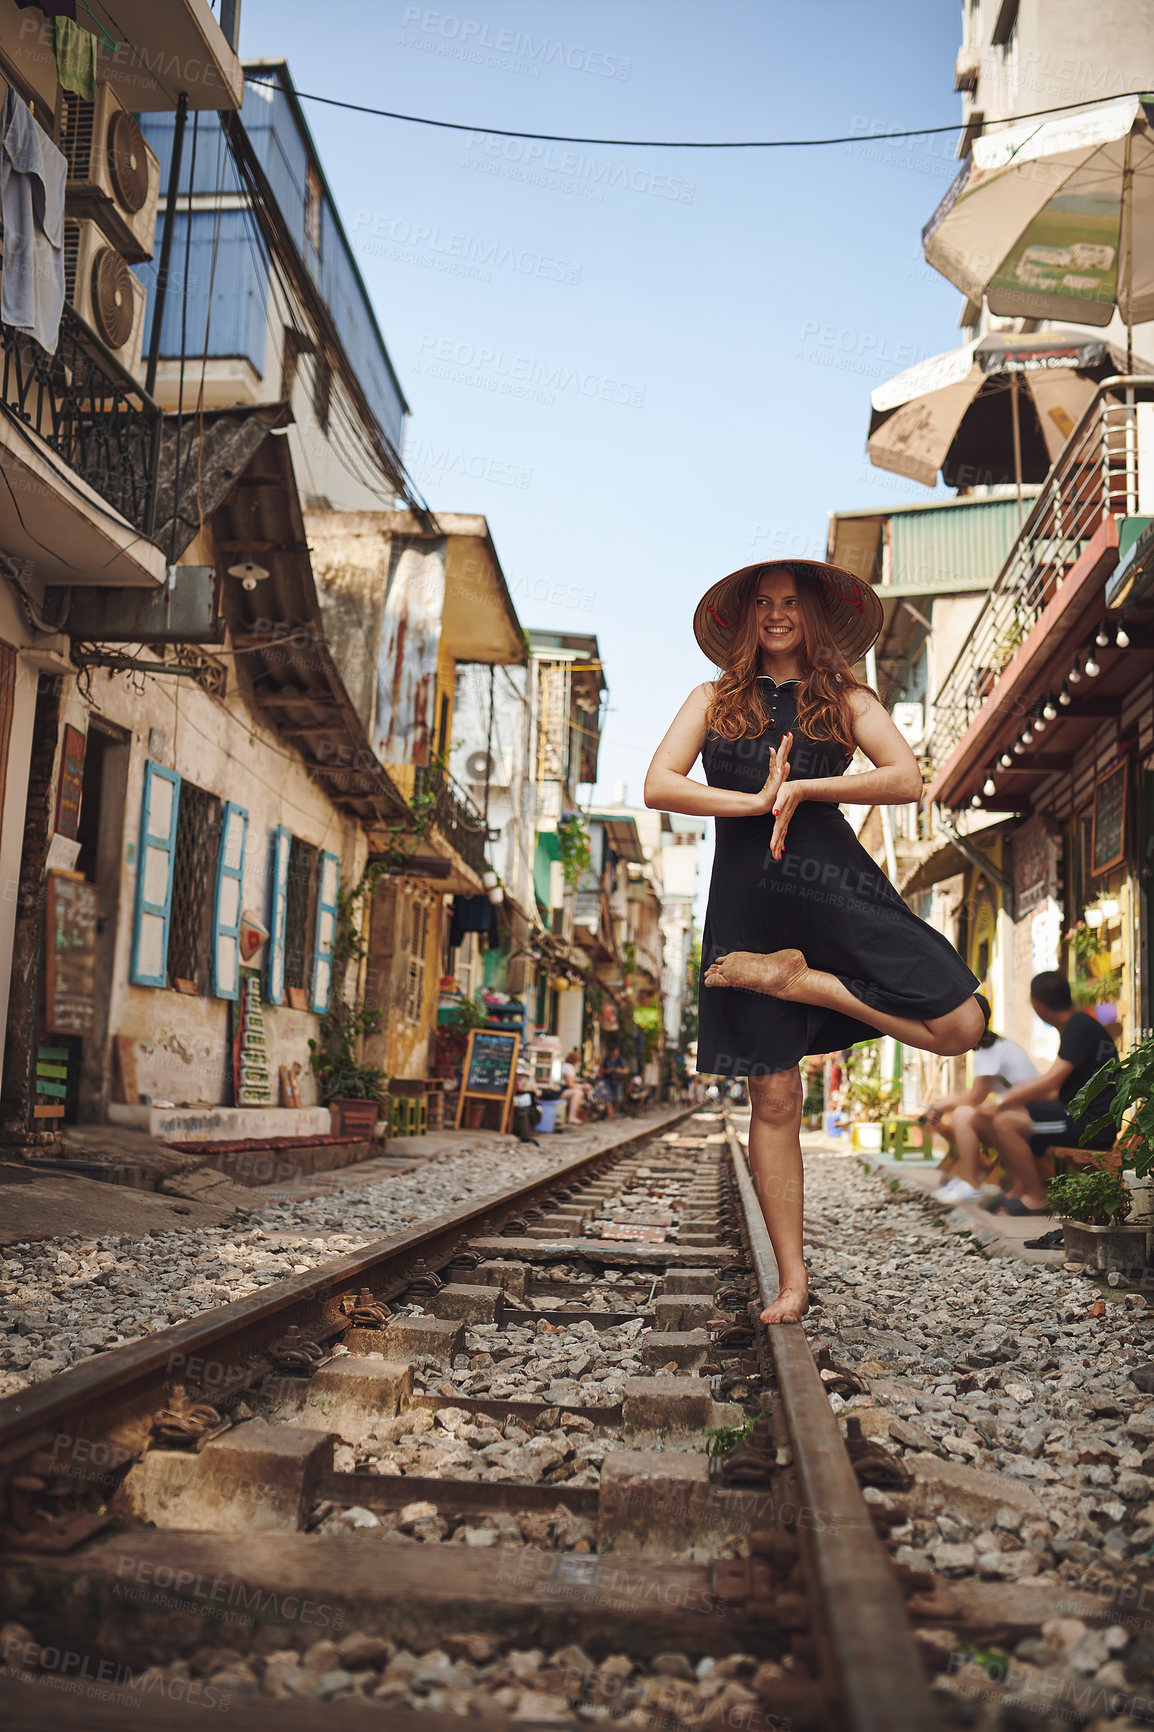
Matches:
[243,77,1152,151]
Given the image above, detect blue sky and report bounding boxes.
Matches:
[237,0,963,822]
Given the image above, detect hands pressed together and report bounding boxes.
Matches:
[745,729,811,860]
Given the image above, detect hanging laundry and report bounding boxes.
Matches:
[0,87,66,354]
[53,17,98,98]
[449,895,501,951]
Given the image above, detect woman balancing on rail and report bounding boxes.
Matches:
[644,561,988,1325]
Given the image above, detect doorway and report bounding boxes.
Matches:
[75,722,130,1122]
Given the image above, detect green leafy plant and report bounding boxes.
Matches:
[442,996,488,1035]
[1070,1030,1154,1176]
[705,1415,757,1458]
[556,811,592,890]
[1065,920,1105,968]
[1070,970,1122,1010]
[843,1040,901,1123]
[307,869,389,1106]
[308,998,388,1103]
[633,1004,661,1061]
[1045,1167,1131,1226]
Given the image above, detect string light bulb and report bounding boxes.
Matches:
[1116,623,1131,648]
[1084,652,1100,678]
[983,775,996,795]
[1042,697,1057,720]
[1068,658,1082,683]
[1058,685,1072,706]
[1033,710,1046,733]
[971,793,982,807]
[1021,722,1034,743]
[1095,622,1110,647]
[999,751,1013,768]
[1013,738,1026,754]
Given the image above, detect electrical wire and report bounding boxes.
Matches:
[241,76,1154,151]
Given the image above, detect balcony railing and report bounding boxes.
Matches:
[414,764,489,875]
[927,379,1154,776]
[0,304,162,533]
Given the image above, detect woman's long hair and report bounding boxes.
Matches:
[704,565,875,752]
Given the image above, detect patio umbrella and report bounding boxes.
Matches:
[922,94,1154,347]
[868,328,1143,490]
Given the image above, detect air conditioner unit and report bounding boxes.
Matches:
[891,701,926,748]
[59,88,160,263]
[464,747,515,787]
[64,219,148,375]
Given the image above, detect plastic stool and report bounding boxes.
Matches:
[415,1096,428,1136]
[883,1117,927,1159]
[389,1096,417,1137]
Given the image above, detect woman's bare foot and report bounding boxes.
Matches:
[704,947,810,1000]
[761,1279,810,1325]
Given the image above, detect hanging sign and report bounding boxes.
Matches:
[54,725,86,841]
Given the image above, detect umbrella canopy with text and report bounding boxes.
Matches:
[868,328,1142,488]
[922,95,1154,329]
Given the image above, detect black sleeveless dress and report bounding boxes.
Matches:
[697,677,980,1077]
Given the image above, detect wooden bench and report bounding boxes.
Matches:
[1044,1143,1123,1175]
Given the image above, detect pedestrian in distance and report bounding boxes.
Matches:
[599,1045,628,1118]
[644,560,988,1325]
[559,1049,589,1124]
[922,1024,1038,1202]
[979,971,1119,1215]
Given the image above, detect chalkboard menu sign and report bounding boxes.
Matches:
[45,870,97,1036]
[456,1028,520,1132]
[465,1031,519,1093]
[1091,761,1128,876]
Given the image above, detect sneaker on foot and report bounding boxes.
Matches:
[941,1179,982,1201]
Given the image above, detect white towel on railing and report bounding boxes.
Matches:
[0,86,66,354]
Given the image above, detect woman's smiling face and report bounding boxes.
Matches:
[753,568,804,664]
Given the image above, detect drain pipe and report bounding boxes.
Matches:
[865,646,898,883]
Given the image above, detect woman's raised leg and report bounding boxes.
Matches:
[704,950,984,1057]
[746,1067,809,1325]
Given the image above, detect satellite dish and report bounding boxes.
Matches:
[466,751,494,781]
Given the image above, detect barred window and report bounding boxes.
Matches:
[284,837,318,996]
[168,781,221,992]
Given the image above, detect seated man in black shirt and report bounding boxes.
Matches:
[982,970,1118,1215]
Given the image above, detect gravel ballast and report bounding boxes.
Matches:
[0,1136,581,1396]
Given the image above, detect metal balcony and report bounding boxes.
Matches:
[415,764,489,875]
[0,303,162,534]
[926,379,1154,798]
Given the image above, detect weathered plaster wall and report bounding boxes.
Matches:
[57,644,366,1109]
[0,585,42,1079]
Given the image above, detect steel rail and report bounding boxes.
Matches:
[0,1107,695,1475]
[723,1113,939,1732]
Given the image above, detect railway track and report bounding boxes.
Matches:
[0,1107,946,1730]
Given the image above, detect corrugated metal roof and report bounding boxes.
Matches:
[888,498,1024,592]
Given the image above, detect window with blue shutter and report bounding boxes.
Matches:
[211,801,249,1000]
[311,850,340,1013]
[266,825,291,1006]
[130,761,182,987]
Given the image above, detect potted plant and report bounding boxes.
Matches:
[844,1041,901,1152]
[309,998,388,1136]
[433,995,487,1077]
[1045,1167,1145,1271]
